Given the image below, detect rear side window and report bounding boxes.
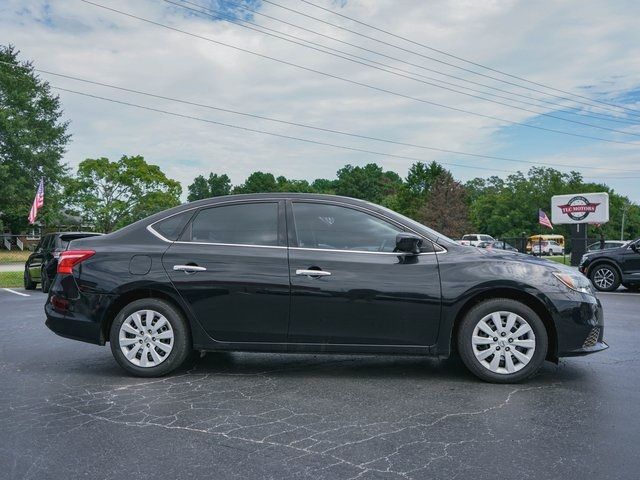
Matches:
[153,211,194,241]
[462,235,474,241]
[184,203,278,246]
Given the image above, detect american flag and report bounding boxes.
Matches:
[28,178,44,225]
[538,209,553,229]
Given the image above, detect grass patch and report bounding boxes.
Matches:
[547,255,571,265]
[0,250,30,262]
[0,271,23,288]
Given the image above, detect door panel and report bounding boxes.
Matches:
[163,243,290,343]
[288,248,441,345]
[286,201,441,346]
[161,201,290,343]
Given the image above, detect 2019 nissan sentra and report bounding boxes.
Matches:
[44,194,607,383]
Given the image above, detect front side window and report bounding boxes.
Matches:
[184,202,278,246]
[292,202,402,252]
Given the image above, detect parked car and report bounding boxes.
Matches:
[579,238,640,292]
[479,241,518,252]
[526,235,565,254]
[587,240,627,252]
[45,194,607,383]
[24,232,102,293]
[530,240,563,256]
[459,234,495,246]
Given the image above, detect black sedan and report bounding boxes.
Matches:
[45,194,607,383]
[24,231,102,293]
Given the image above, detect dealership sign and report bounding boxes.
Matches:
[551,193,609,224]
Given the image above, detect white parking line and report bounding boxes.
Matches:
[2,288,30,297]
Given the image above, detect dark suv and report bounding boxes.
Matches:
[24,232,102,292]
[579,237,640,292]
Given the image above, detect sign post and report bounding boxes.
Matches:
[551,193,610,266]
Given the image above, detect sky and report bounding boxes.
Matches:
[2,0,640,202]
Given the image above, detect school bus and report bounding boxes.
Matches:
[526,234,565,254]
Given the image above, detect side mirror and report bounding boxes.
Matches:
[632,242,640,253]
[395,233,423,254]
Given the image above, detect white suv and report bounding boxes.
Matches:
[459,234,495,247]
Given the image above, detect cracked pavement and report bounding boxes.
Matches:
[0,289,639,479]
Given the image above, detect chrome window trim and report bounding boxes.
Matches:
[290,246,440,255]
[146,196,448,253]
[174,240,286,249]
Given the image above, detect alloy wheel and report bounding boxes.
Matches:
[118,309,174,367]
[471,311,536,375]
[593,267,615,290]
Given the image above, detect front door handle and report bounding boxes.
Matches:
[173,264,207,273]
[296,269,331,277]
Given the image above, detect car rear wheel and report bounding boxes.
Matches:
[109,298,192,377]
[589,264,620,292]
[24,269,36,290]
[457,298,548,383]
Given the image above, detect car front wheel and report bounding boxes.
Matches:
[109,298,192,377]
[589,264,620,292]
[457,298,548,383]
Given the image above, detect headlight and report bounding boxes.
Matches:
[553,272,594,295]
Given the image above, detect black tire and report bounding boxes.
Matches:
[589,264,620,292]
[109,298,192,377]
[41,269,50,293]
[24,269,37,290]
[457,298,548,383]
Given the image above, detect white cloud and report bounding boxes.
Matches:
[2,0,639,200]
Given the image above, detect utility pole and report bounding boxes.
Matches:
[621,202,629,241]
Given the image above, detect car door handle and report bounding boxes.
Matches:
[296,269,331,277]
[173,264,207,273]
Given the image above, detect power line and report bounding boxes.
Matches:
[168,0,640,134]
[172,0,636,124]
[52,86,522,174]
[78,0,640,146]
[50,86,640,180]
[182,0,638,126]
[5,63,637,173]
[296,0,640,117]
[4,60,634,178]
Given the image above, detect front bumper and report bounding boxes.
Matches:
[550,291,607,357]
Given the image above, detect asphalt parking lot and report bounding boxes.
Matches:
[0,289,638,480]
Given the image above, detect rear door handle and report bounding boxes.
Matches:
[296,269,331,277]
[173,264,207,273]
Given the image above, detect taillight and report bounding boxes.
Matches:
[57,250,95,274]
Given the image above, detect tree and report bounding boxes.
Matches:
[418,172,471,238]
[0,45,70,232]
[233,171,278,194]
[334,163,403,204]
[187,173,231,201]
[395,161,447,218]
[65,155,182,232]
